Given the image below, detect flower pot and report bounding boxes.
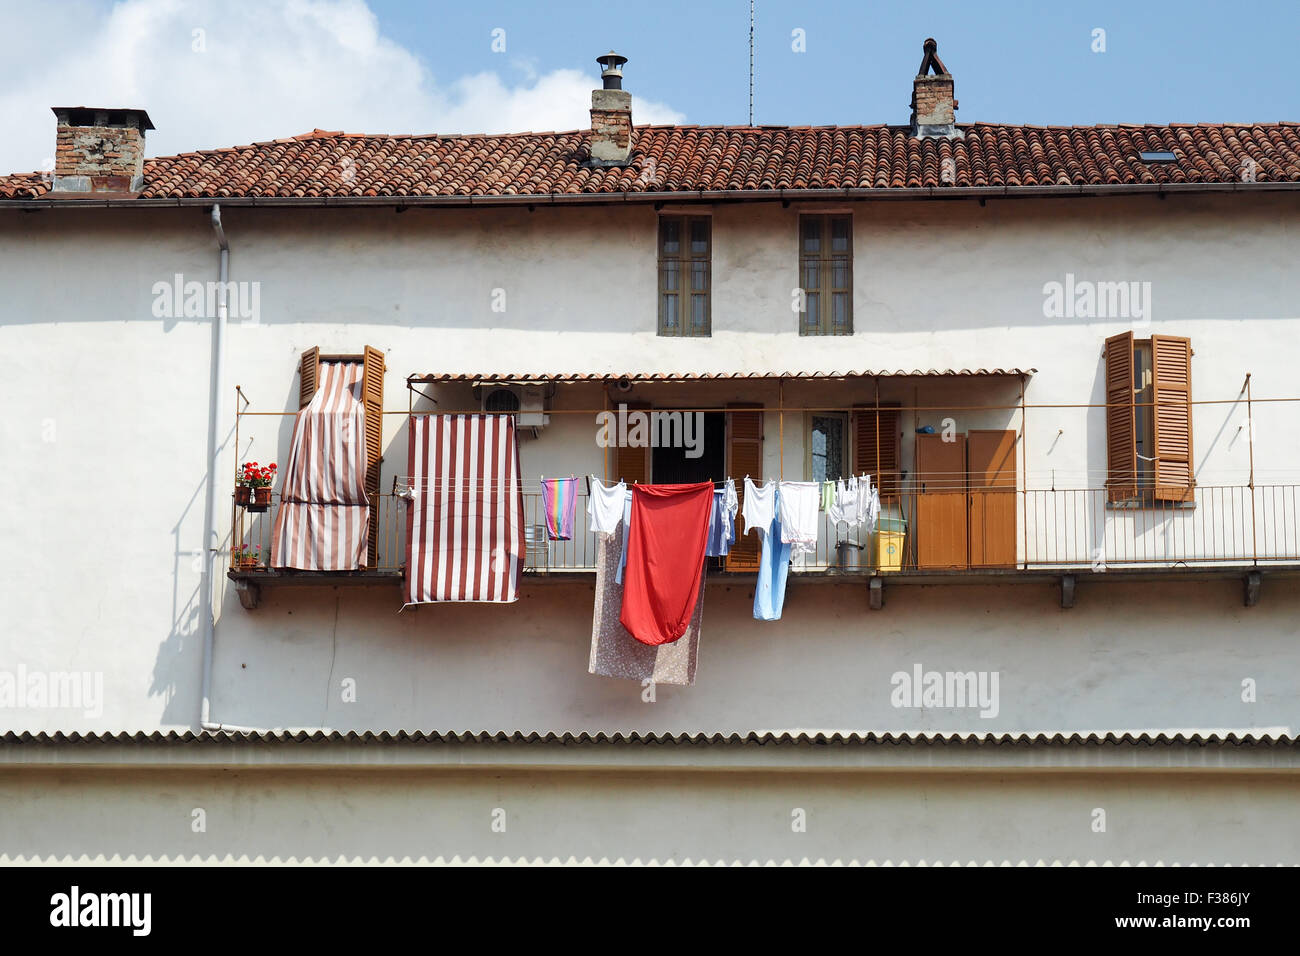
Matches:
[248,487,272,513]
[234,485,252,507]
[235,556,261,571]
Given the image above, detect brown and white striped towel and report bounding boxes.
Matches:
[404,414,525,604]
[271,361,370,570]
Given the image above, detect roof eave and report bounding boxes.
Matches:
[4,180,1300,210]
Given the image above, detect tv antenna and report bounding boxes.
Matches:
[749,0,755,125]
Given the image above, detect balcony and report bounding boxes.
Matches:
[228,483,1300,608]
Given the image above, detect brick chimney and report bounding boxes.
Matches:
[51,107,155,194]
[587,51,632,167]
[910,39,961,139]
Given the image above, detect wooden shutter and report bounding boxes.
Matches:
[612,402,649,484]
[726,404,764,571]
[361,346,386,566]
[967,429,1018,568]
[1104,332,1138,502]
[1151,335,1194,502]
[298,347,320,408]
[915,433,968,569]
[854,403,901,499]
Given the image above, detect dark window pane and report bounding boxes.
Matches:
[811,416,845,481]
[691,295,707,330]
[802,219,821,253]
[663,295,679,330]
[690,219,709,254]
[802,260,820,290]
[831,258,849,288]
[661,219,680,254]
[831,217,850,252]
[832,293,849,328]
[663,260,680,291]
[691,261,707,291]
[804,293,820,327]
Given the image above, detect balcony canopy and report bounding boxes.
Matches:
[407,368,1036,386]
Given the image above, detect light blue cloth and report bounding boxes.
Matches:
[615,493,633,584]
[754,503,791,621]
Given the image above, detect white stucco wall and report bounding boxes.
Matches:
[1,193,1298,735]
[3,765,1297,865]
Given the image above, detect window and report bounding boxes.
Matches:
[799,214,852,335]
[1104,332,1194,504]
[808,413,848,482]
[658,216,710,336]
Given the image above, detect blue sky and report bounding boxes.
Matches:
[1,0,1296,173]
[366,0,1297,127]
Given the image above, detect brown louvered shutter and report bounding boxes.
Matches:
[854,403,901,499]
[612,402,649,484]
[726,404,764,571]
[361,346,386,566]
[1151,335,1194,502]
[298,347,320,408]
[1104,332,1138,502]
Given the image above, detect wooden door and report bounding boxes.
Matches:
[967,429,1017,568]
[915,433,967,569]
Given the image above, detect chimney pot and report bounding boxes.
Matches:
[910,40,960,140]
[596,50,628,90]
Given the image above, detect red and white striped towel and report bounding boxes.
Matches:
[404,414,525,604]
[270,362,370,570]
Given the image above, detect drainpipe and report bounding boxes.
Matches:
[199,205,260,733]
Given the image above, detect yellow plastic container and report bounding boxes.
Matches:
[874,516,906,572]
[875,531,905,572]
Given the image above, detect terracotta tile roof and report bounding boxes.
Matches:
[3,122,1299,201]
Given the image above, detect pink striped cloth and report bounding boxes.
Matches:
[404,414,525,604]
[271,362,371,570]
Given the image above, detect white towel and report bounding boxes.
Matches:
[741,477,776,536]
[587,476,628,535]
[777,481,821,555]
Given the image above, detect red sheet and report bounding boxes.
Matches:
[619,482,713,646]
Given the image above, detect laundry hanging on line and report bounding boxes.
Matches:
[743,477,791,621]
[619,482,714,646]
[777,480,821,556]
[705,478,739,557]
[539,476,578,541]
[589,517,704,686]
[403,414,525,605]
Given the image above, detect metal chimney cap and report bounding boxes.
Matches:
[597,51,628,89]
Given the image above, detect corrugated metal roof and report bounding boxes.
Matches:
[1,730,1292,746]
[408,369,1036,385]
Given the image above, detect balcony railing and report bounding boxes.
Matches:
[230,485,1300,576]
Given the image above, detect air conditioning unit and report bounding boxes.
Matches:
[478,384,549,432]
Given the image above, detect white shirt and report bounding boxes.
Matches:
[741,477,777,536]
[587,476,627,535]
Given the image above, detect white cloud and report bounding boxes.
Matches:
[0,0,684,173]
